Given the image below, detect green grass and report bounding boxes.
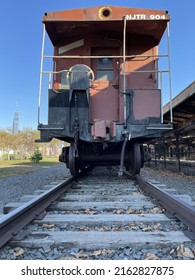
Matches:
[0,158,62,179]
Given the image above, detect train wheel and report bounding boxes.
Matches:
[69,143,79,176]
[127,143,141,176]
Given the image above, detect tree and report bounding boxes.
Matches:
[0,129,13,159]
[0,127,66,160]
[16,128,40,157]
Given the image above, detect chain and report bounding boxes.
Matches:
[73,91,79,158]
[73,119,79,157]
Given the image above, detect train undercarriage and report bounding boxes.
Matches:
[59,140,149,177]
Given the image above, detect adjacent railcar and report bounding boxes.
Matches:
[37,6,172,176]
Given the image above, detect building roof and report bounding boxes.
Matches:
[163,81,195,129]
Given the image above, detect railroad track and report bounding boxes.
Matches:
[0,166,195,260]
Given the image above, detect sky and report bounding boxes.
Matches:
[0,0,194,130]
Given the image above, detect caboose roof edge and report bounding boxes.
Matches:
[42,6,170,46]
[42,6,170,22]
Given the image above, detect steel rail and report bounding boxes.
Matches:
[135,174,195,240]
[0,168,90,249]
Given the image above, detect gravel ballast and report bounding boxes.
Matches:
[1,165,194,214]
[0,165,194,260]
[0,165,68,214]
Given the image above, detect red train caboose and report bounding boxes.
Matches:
[37,5,173,176]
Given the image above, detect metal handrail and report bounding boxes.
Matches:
[43,54,168,59]
[41,69,170,75]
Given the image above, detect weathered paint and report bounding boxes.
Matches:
[40,5,170,143]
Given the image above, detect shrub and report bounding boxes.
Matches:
[30,149,43,163]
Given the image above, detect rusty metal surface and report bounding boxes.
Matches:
[135,174,195,240]
[43,6,169,45]
[133,90,161,120]
[41,5,171,129]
